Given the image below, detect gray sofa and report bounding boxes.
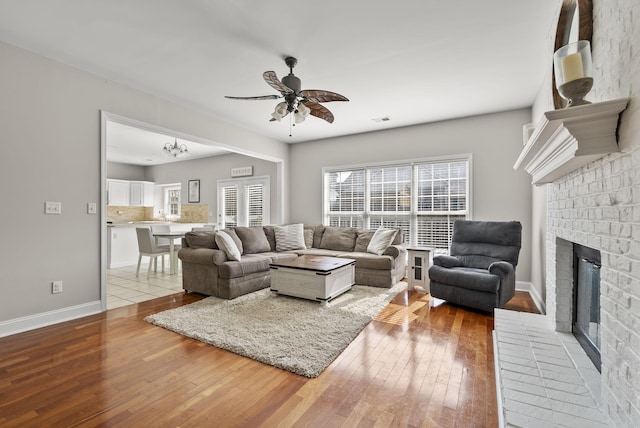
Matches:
[178,225,407,299]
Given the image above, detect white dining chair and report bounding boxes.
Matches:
[150,224,171,246]
[135,227,171,277]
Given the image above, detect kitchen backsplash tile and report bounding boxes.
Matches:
[107,206,147,222]
[180,204,208,223]
[106,205,208,223]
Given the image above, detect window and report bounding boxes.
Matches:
[162,185,181,218]
[324,156,470,249]
[218,177,270,228]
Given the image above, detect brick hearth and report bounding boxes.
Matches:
[494,310,609,426]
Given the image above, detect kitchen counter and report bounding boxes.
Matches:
[108,221,171,227]
[107,222,211,268]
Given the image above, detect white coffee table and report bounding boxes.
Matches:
[270,255,355,303]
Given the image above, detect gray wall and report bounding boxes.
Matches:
[107,162,146,181]
[290,109,533,282]
[146,153,279,224]
[0,35,534,332]
[0,40,288,329]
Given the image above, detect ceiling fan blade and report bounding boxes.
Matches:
[263,71,294,94]
[300,90,349,103]
[305,101,335,123]
[225,95,281,100]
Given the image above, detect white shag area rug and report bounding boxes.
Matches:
[145,282,405,378]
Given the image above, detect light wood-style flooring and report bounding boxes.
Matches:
[0,285,538,427]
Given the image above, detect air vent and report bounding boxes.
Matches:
[231,166,253,177]
[372,116,391,123]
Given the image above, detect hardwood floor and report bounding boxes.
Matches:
[0,285,538,427]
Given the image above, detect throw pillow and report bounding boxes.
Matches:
[303,226,315,249]
[215,230,242,261]
[222,228,244,255]
[354,230,375,252]
[319,227,357,252]
[274,223,306,251]
[184,231,217,249]
[367,228,398,255]
[235,226,271,254]
[262,226,277,251]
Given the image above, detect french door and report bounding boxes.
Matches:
[217,177,270,228]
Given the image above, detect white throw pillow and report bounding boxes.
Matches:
[215,230,242,261]
[275,223,306,251]
[367,228,398,255]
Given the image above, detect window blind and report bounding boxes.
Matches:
[324,157,469,249]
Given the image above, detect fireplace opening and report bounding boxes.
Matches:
[573,243,601,372]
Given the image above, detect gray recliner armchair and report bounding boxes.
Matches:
[428,220,522,312]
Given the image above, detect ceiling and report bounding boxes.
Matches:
[0,0,561,162]
[106,121,230,165]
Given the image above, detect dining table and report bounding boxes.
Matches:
[152,231,186,275]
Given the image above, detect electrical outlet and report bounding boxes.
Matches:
[52,280,63,294]
[45,201,62,215]
[87,202,97,214]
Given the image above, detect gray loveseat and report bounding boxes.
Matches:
[178,225,407,299]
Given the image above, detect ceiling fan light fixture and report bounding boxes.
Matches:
[226,56,349,131]
[271,102,288,121]
[294,102,311,123]
[163,138,189,158]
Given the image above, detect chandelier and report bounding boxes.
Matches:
[163,138,189,158]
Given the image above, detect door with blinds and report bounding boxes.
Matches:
[217,177,270,228]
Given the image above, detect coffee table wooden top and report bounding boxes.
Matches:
[270,255,355,272]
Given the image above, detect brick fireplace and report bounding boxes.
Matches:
[496,2,640,425]
[546,148,640,426]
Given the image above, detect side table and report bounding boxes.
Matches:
[406,246,432,293]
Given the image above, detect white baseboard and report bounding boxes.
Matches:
[0,301,102,338]
[516,281,546,315]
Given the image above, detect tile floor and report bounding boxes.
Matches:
[107,260,184,309]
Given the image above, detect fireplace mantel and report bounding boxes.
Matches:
[514,98,628,185]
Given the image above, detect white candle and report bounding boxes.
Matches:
[561,52,584,83]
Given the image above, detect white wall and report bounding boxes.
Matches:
[146,153,279,224]
[0,40,288,332]
[290,109,533,282]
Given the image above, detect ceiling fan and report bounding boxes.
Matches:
[225,56,349,125]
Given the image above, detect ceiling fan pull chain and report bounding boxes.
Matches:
[289,114,293,137]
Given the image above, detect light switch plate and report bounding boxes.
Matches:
[45,201,62,215]
[87,202,97,214]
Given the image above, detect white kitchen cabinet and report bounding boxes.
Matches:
[108,222,204,268]
[107,179,154,206]
[107,226,140,268]
[107,179,130,206]
[130,181,154,206]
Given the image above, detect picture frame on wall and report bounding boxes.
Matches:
[188,179,200,203]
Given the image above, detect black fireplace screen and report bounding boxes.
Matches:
[573,243,601,371]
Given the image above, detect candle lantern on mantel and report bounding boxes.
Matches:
[554,40,593,107]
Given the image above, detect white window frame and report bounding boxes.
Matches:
[162,184,181,219]
[323,154,472,249]
[217,176,270,228]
